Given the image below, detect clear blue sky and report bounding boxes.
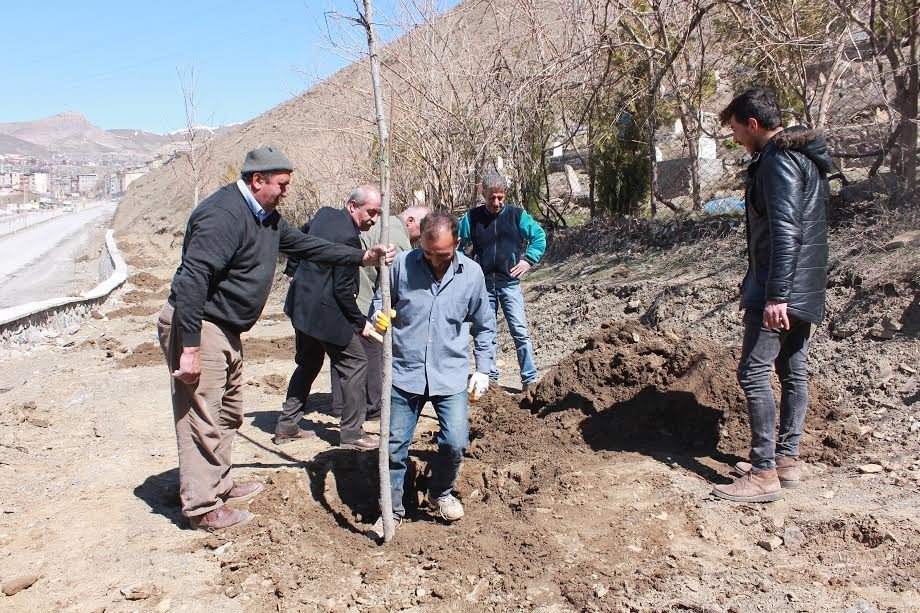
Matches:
[2,0,459,133]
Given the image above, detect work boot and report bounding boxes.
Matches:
[733,456,801,488]
[188,506,254,531]
[366,515,402,542]
[340,433,380,450]
[223,481,264,504]
[273,427,316,445]
[712,468,783,503]
[429,493,464,521]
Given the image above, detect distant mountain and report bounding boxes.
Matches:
[0,111,127,155]
[0,112,234,160]
[0,133,51,157]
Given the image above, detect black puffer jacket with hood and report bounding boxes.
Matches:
[741,126,833,323]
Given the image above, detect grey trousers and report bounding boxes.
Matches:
[277,328,368,442]
[157,302,244,517]
[737,309,813,470]
[331,334,382,418]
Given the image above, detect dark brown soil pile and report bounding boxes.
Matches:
[118,342,163,368]
[123,288,170,305]
[520,320,861,466]
[128,272,169,291]
[244,336,296,362]
[107,304,160,319]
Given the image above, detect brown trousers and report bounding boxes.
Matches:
[157,302,244,517]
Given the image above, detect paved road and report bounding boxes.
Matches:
[0,203,116,308]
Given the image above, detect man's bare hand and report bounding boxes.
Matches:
[763,301,790,330]
[509,260,532,278]
[363,243,396,266]
[172,346,201,384]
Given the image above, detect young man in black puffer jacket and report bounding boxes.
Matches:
[712,88,832,503]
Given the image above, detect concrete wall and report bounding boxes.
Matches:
[0,229,128,345]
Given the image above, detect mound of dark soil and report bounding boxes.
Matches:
[520,319,862,466]
[128,272,168,291]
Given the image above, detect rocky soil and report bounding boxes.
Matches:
[0,198,918,612]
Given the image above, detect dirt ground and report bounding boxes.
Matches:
[1,203,918,612]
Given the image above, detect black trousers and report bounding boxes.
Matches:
[277,329,368,442]
[331,334,382,418]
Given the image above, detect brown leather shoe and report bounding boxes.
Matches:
[188,506,254,531]
[712,468,783,503]
[340,433,380,450]
[223,481,264,504]
[733,456,801,488]
[273,428,316,445]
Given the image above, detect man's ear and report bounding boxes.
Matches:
[454,237,462,249]
[747,117,760,131]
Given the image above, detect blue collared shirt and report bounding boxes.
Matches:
[237,179,271,222]
[375,249,495,396]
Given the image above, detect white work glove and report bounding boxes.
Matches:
[467,372,490,401]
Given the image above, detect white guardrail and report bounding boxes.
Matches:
[0,209,66,237]
[0,229,128,344]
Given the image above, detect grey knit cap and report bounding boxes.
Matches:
[241,146,294,173]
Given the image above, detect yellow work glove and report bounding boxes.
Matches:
[372,308,396,334]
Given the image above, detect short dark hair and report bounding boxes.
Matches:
[420,212,458,241]
[719,87,782,129]
[240,170,274,184]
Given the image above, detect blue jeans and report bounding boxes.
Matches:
[389,385,469,518]
[737,309,812,470]
[488,284,538,385]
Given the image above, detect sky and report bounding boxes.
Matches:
[2,0,459,133]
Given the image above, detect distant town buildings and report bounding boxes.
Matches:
[119,168,148,193]
[76,173,99,194]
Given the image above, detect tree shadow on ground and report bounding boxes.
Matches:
[578,387,744,483]
[133,468,186,529]
[304,447,444,533]
[245,394,340,446]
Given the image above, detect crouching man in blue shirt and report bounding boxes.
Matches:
[370,212,494,536]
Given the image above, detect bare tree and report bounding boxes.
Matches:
[177,66,214,207]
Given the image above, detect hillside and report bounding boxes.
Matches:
[0,113,236,161]
[0,133,51,158]
[110,0,526,261]
[0,111,128,155]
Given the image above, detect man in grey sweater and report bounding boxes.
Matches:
[158,146,393,531]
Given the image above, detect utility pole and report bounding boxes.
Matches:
[359,0,395,543]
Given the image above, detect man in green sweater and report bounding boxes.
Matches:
[157,146,393,531]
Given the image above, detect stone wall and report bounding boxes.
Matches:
[0,229,127,345]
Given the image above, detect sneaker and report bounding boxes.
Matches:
[223,481,264,504]
[712,469,783,503]
[273,427,316,445]
[340,433,380,450]
[429,493,464,521]
[733,456,801,488]
[188,506,255,531]
[366,515,402,542]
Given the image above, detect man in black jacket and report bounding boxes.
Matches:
[275,185,382,449]
[158,147,393,531]
[712,88,832,503]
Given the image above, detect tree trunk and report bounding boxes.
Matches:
[360,0,395,543]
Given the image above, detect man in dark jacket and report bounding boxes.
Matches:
[458,172,546,392]
[712,88,832,503]
[158,147,393,531]
[275,185,382,450]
